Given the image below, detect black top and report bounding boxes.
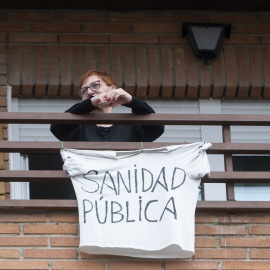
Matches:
[50,96,164,142]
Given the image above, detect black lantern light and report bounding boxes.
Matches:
[182,23,231,65]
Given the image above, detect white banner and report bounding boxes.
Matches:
[61,142,211,258]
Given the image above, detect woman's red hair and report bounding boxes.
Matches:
[79,70,118,89]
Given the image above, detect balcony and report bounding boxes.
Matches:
[0,112,269,211]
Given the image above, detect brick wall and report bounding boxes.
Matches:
[0,9,270,270]
[0,211,269,269]
[0,10,269,99]
[0,86,8,199]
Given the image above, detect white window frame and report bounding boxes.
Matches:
[7,87,30,199]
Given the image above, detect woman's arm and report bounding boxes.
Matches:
[123,96,165,142]
[50,98,97,141]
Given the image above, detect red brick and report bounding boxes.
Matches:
[0,11,4,21]
[250,249,270,259]
[7,12,55,21]
[9,33,57,43]
[32,23,80,32]
[194,248,246,259]
[47,46,59,98]
[0,97,7,106]
[109,13,157,23]
[51,237,79,247]
[135,47,147,99]
[0,65,7,74]
[110,34,158,44]
[7,45,20,96]
[52,261,105,270]
[249,225,270,234]
[0,249,19,258]
[236,47,250,99]
[59,46,72,98]
[0,45,6,53]
[199,60,211,99]
[262,36,270,44]
[21,45,33,98]
[261,14,270,23]
[234,24,270,34]
[5,183,10,193]
[109,261,162,270]
[209,14,257,23]
[186,47,199,99]
[220,238,270,248]
[57,13,106,22]
[148,47,160,99]
[218,213,270,224]
[262,47,270,98]
[0,22,30,32]
[223,36,259,45]
[50,212,78,223]
[83,23,132,33]
[0,54,6,63]
[158,14,206,23]
[2,129,7,139]
[123,46,135,95]
[165,261,218,270]
[196,225,246,235]
[249,47,263,99]
[223,261,270,269]
[223,46,237,99]
[24,248,77,259]
[195,238,217,248]
[59,34,107,43]
[0,34,6,42]
[110,46,122,87]
[161,47,173,99]
[160,35,187,44]
[34,46,46,98]
[134,24,181,33]
[212,50,225,99]
[0,224,19,234]
[0,75,7,85]
[0,237,47,246]
[85,46,97,71]
[174,47,186,99]
[24,224,77,235]
[0,261,48,269]
[95,45,109,72]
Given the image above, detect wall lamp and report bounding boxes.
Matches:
[182,23,231,65]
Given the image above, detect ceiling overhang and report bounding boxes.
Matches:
[1,0,270,11]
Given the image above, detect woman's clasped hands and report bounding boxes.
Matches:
[91,88,132,109]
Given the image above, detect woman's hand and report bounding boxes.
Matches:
[104,88,132,106]
[90,89,132,109]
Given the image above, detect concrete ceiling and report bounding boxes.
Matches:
[1,0,270,11]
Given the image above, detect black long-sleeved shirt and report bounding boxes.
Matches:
[50,96,164,142]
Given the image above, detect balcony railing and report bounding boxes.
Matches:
[0,112,270,212]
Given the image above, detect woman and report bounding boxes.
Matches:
[50,70,164,142]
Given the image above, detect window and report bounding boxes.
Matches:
[28,153,75,199]
[233,155,270,201]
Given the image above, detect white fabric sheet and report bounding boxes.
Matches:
[61,142,211,258]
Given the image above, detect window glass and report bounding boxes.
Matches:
[233,156,270,201]
[28,153,74,199]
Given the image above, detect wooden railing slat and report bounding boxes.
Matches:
[2,141,270,154]
[0,171,269,183]
[0,200,269,212]
[2,112,270,125]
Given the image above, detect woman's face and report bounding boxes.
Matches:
[80,75,113,100]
